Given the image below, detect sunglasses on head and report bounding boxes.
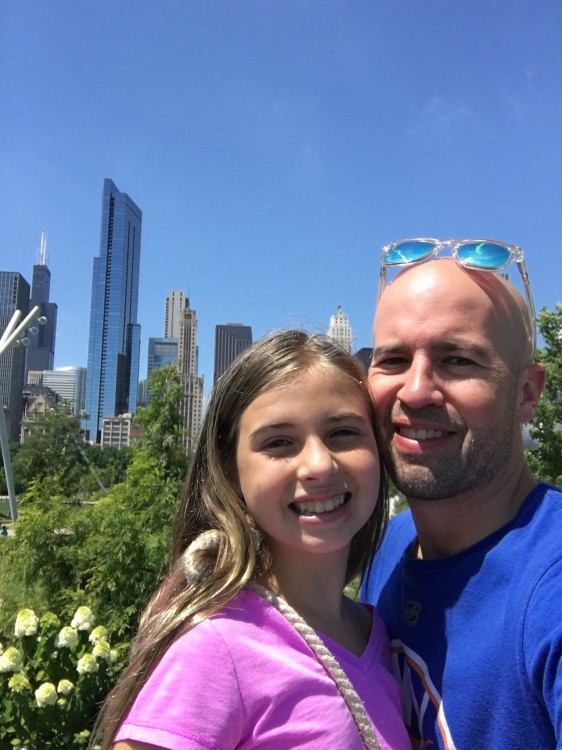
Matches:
[378,238,537,360]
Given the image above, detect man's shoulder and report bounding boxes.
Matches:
[522,482,562,528]
[384,508,417,547]
[361,510,415,605]
[539,482,562,502]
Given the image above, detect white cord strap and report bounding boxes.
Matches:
[246,581,382,750]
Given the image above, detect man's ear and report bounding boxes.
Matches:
[517,363,546,423]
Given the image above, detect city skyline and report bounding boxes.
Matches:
[2,2,561,391]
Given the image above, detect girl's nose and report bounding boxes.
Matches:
[296,438,337,481]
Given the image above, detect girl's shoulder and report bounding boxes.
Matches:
[168,588,306,655]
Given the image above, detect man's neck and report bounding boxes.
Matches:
[407,464,538,559]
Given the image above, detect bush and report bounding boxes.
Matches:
[0,606,128,748]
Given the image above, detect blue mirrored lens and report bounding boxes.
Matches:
[383,240,436,266]
[456,242,510,270]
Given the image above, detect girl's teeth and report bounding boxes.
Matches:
[293,495,346,516]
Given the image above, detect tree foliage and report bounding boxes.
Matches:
[133,363,188,481]
[10,405,85,495]
[528,303,562,485]
[2,405,131,498]
[0,363,188,641]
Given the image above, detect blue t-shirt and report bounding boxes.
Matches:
[362,483,562,749]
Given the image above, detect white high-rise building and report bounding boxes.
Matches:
[178,302,204,454]
[31,366,87,415]
[327,305,353,353]
[165,290,187,340]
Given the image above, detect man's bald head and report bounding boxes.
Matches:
[376,259,534,372]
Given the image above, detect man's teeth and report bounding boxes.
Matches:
[293,495,347,516]
[399,427,447,440]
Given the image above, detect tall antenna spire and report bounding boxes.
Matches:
[39,230,47,265]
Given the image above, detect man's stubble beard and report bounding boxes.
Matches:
[374,392,518,502]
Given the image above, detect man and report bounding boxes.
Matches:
[362,242,561,749]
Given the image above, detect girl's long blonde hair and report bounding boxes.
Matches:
[90,329,388,748]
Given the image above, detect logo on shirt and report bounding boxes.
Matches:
[390,640,457,750]
[405,600,422,626]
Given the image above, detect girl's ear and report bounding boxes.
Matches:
[224,455,243,499]
[516,363,546,423]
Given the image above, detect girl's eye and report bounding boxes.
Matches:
[261,437,294,452]
[330,427,361,441]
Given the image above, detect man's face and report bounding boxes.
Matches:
[368,261,524,502]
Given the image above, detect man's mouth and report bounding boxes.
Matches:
[397,427,448,440]
[290,493,350,516]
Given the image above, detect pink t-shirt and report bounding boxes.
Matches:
[115,589,409,749]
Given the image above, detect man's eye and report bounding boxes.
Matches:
[374,356,408,368]
[445,356,477,367]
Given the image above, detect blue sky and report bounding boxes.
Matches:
[1,0,561,389]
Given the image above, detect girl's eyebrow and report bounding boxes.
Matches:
[248,412,368,441]
[248,422,293,440]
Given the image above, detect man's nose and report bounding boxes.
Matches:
[397,357,444,409]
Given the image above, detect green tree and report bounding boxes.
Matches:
[81,364,188,635]
[133,363,188,481]
[11,405,91,497]
[78,443,132,495]
[528,303,562,485]
[0,362,188,641]
[0,477,92,635]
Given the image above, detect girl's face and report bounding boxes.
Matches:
[235,366,380,564]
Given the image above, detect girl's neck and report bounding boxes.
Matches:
[257,552,371,657]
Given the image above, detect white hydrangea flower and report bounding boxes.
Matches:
[92,640,112,663]
[0,646,23,673]
[71,606,95,631]
[76,653,99,674]
[110,648,119,664]
[57,678,74,695]
[55,626,79,649]
[88,625,108,644]
[35,682,58,708]
[14,608,39,637]
[9,672,31,693]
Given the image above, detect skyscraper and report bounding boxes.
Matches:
[146,337,178,405]
[327,304,353,353]
[84,179,142,442]
[37,366,87,415]
[354,347,373,375]
[178,300,203,454]
[164,290,186,339]
[24,232,57,380]
[214,323,253,382]
[147,338,178,379]
[0,272,30,440]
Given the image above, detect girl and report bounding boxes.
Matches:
[91,330,409,750]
